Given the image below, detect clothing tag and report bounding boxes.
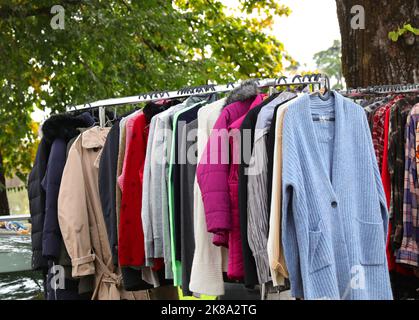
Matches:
[312,114,335,122]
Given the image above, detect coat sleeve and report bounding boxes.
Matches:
[196,112,232,239]
[118,117,146,267]
[247,139,270,284]
[281,113,304,299]
[281,182,304,298]
[141,122,155,264]
[42,138,66,260]
[58,141,95,278]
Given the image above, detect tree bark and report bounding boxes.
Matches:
[0,150,10,216]
[336,0,419,88]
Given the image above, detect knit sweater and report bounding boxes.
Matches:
[267,106,289,286]
[246,92,295,285]
[281,92,392,300]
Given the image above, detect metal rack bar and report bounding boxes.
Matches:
[0,214,31,222]
[340,83,419,96]
[65,74,326,113]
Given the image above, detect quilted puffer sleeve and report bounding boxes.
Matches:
[196,111,232,239]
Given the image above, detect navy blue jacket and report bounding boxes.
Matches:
[28,138,51,270]
[41,138,67,259]
[39,112,95,261]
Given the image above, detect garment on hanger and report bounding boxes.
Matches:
[179,117,199,296]
[396,103,419,267]
[99,119,121,266]
[175,99,216,295]
[359,93,419,299]
[267,104,290,287]
[189,98,229,297]
[388,98,415,251]
[372,96,403,174]
[30,112,95,300]
[281,92,392,300]
[28,138,51,273]
[118,111,156,291]
[118,101,177,291]
[168,97,215,286]
[141,100,181,268]
[146,95,212,279]
[246,92,296,285]
[238,92,282,288]
[197,93,265,280]
[58,126,147,300]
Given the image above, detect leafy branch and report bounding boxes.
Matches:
[388,23,419,42]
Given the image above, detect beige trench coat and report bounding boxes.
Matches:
[58,126,147,300]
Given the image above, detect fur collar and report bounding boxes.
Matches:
[42,112,95,143]
[224,79,260,107]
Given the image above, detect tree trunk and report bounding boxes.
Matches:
[0,150,10,216]
[336,0,419,88]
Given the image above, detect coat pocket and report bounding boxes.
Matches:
[356,218,386,266]
[309,230,332,274]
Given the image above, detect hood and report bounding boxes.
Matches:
[224,79,260,107]
[42,112,95,143]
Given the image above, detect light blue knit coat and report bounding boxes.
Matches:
[281,92,393,300]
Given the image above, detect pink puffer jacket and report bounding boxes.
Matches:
[196,94,265,280]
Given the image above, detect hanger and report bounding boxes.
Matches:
[84,103,101,126]
[104,107,117,127]
[310,74,332,100]
[275,76,290,92]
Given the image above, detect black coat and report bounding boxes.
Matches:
[238,93,279,288]
[41,113,95,261]
[28,138,51,271]
[28,112,94,271]
[98,119,120,266]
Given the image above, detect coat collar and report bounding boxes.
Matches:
[81,126,110,149]
[42,112,95,143]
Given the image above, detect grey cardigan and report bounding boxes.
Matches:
[246,92,295,284]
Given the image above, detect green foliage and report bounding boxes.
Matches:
[388,23,419,42]
[0,0,294,180]
[313,40,343,90]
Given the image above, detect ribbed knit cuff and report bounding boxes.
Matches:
[145,240,154,261]
[165,260,173,280]
[253,250,271,284]
[153,237,164,258]
[189,262,224,296]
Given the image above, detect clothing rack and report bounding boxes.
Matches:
[65,73,329,126]
[340,83,419,97]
